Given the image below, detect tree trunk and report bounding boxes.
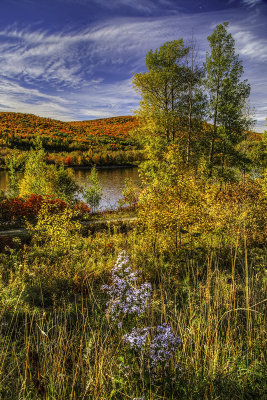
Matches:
[209,79,219,175]
[186,87,192,167]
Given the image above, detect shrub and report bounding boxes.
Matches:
[0,194,67,225]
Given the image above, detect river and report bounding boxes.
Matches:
[0,167,140,210]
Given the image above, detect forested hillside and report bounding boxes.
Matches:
[0,113,142,167]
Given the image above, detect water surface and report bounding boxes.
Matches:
[0,167,140,210]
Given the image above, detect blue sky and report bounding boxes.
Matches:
[0,0,266,132]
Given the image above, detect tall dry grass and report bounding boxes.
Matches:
[0,225,266,399]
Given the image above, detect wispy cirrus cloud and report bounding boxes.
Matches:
[231,27,267,61]
[70,78,140,119]
[0,78,71,120]
[242,0,262,7]
[0,17,202,90]
[1,10,264,89]
[56,0,180,14]
[0,27,86,88]
[0,74,138,121]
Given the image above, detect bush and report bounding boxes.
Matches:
[0,194,67,225]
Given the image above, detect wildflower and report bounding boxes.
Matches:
[102,252,182,372]
[123,323,182,369]
[123,327,149,351]
[102,251,151,321]
[149,324,182,368]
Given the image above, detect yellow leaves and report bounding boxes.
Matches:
[138,169,266,250]
[28,202,81,253]
[138,172,207,239]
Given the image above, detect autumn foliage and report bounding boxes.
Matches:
[0,194,67,224]
[0,194,93,226]
[138,170,266,255]
[0,112,142,166]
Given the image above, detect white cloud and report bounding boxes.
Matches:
[0,28,86,88]
[0,76,139,122]
[0,14,233,90]
[0,78,72,120]
[57,0,177,14]
[242,0,261,7]
[231,29,267,61]
[66,78,140,120]
[0,79,68,103]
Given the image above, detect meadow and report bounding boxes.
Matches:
[0,158,266,399]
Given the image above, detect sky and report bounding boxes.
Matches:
[0,0,266,132]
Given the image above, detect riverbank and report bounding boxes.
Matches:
[0,215,137,238]
[70,163,138,170]
[0,163,139,171]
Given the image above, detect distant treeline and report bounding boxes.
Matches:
[0,113,143,167]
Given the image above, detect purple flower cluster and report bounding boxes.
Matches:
[123,327,149,351]
[102,251,152,321]
[123,323,182,369]
[149,324,182,368]
[102,252,182,371]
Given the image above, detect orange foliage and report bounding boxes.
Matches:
[0,112,141,166]
[0,194,67,223]
[0,112,138,146]
[74,202,91,215]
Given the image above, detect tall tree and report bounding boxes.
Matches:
[204,22,252,175]
[182,41,207,166]
[133,40,189,143]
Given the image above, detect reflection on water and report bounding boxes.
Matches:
[75,168,140,209]
[0,167,140,210]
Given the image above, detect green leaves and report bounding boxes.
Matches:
[83,166,102,212]
[134,23,253,178]
[133,38,208,168]
[133,40,190,143]
[204,22,253,175]
[18,140,79,203]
